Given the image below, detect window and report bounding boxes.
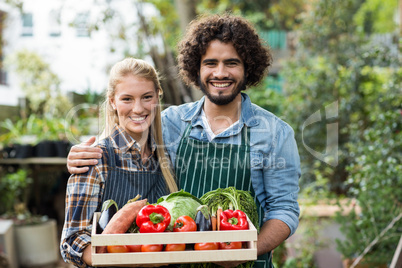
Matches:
[75,12,89,37]
[48,9,61,37]
[21,13,33,36]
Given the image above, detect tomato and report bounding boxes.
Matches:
[219,241,242,250]
[165,243,186,251]
[126,244,142,252]
[173,215,197,232]
[141,244,164,252]
[194,242,219,250]
[106,245,130,253]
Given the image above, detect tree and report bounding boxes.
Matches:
[280,0,400,195]
[86,0,195,105]
[353,0,398,35]
[335,62,401,266]
[197,0,305,31]
[5,49,72,118]
[279,0,401,263]
[135,2,194,104]
[174,0,197,34]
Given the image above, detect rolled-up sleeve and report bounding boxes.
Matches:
[262,124,301,236]
[60,164,104,267]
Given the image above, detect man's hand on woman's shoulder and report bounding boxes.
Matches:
[67,136,102,174]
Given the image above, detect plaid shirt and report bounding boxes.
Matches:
[60,125,158,267]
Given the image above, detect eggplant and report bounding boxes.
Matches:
[194,205,212,231]
[96,199,118,234]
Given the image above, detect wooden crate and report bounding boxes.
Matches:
[91,212,257,267]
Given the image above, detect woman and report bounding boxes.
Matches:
[60,58,178,267]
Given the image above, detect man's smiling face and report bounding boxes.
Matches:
[199,40,246,105]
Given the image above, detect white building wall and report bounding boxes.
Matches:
[0,0,150,106]
[0,2,21,106]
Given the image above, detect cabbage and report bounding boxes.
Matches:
[157,190,203,230]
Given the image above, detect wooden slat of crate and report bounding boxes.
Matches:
[91,212,257,266]
[93,249,257,266]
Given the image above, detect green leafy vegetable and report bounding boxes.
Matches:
[200,187,259,232]
[157,190,203,230]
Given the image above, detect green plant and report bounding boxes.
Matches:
[0,114,71,147]
[273,214,328,268]
[4,49,72,118]
[248,76,285,116]
[280,0,399,198]
[335,67,402,265]
[0,169,32,215]
[36,116,68,141]
[0,169,49,225]
[0,114,40,145]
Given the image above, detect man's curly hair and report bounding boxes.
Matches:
[178,13,273,88]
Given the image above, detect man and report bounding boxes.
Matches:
[67,14,301,267]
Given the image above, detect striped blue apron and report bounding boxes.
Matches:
[101,137,168,209]
[93,138,171,268]
[175,124,273,268]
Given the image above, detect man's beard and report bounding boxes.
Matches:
[198,77,246,105]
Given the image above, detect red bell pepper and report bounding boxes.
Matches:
[136,204,171,233]
[219,209,249,230]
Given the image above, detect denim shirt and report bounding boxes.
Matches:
[161,93,301,236]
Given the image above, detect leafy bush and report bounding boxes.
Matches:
[0,114,83,146]
[247,75,285,116]
[273,215,327,268]
[0,169,32,215]
[4,49,72,118]
[335,66,401,264]
[281,55,348,195]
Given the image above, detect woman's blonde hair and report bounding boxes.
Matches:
[101,57,178,193]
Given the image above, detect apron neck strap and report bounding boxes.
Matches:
[183,123,193,138]
[105,137,117,167]
[241,125,250,146]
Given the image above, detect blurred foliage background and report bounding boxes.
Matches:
[0,0,401,266]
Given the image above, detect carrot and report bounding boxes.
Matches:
[97,198,147,253]
[211,215,217,231]
[216,207,222,231]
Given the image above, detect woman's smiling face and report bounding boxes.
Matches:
[110,75,158,141]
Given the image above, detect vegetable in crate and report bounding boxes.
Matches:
[136,204,171,233]
[194,205,212,231]
[98,197,147,253]
[219,209,249,230]
[219,241,242,250]
[198,187,258,268]
[165,243,186,251]
[96,199,118,234]
[126,245,141,252]
[173,215,197,232]
[194,242,219,251]
[157,190,203,230]
[169,215,196,251]
[107,245,130,253]
[141,244,164,252]
[102,197,146,234]
[200,187,259,231]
